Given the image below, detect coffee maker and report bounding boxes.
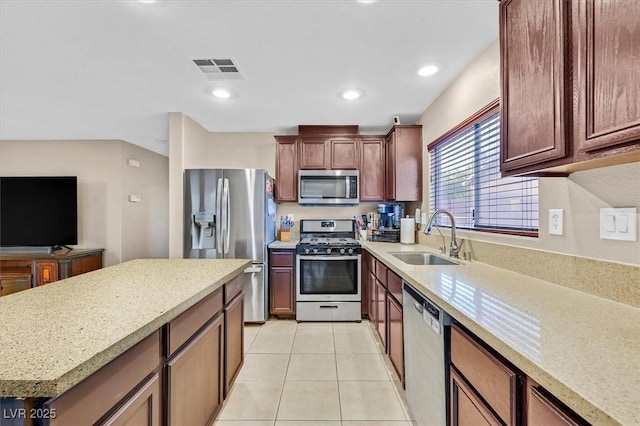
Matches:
[377,204,403,229]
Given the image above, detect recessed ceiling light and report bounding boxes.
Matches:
[212,89,231,99]
[418,65,439,77]
[357,0,377,4]
[342,90,362,100]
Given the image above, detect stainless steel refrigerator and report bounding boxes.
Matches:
[184,169,277,323]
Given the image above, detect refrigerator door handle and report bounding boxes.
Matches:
[244,265,262,274]
[223,178,230,254]
[216,178,223,255]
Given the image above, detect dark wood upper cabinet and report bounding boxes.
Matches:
[274,136,298,203]
[386,125,422,202]
[360,137,386,201]
[499,0,570,173]
[573,0,640,153]
[329,138,359,169]
[500,0,640,175]
[299,137,329,169]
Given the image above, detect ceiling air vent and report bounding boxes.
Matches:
[193,58,244,80]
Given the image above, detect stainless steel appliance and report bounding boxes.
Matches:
[403,281,451,426]
[184,169,277,323]
[295,219,361,321]
[298,170,359,205]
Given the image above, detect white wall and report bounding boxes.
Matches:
[416,39,640,266]
[0,139,169,265]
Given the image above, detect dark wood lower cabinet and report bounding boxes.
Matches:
[527,382,586,426]
[387,294,404,384]
[451,367,502,426]
[101,373,161,426]
[269,249,296,317]
[224,293,244,397]
[167,314,224,426]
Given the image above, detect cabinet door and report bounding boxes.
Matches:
[360,137,385,201]
[299,137,328,169]
[360,251,369,318]
[270,267,295,315]
[33,260,58,286]
[100,373,161,426]
[500,0,571,172]
[275,136,298,202]
[387,294,404,384]
[367,271,377,324]
[225,293,244,397]
[70,253,103,276]
[451,368,502,426]
[527,385,584,426]
[393,126,423,201]
[385,132,396,200]
[375,279,387,350]
[0,273,32,296]
[574,0,640,152]
[167,314,224,426]
[329,138,358,169]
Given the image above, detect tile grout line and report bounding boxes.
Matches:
[332,322,344,424]
[272,321,296,424]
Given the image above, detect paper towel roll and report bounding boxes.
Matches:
[400,218,415,244]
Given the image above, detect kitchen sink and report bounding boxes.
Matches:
[389,252,459,266]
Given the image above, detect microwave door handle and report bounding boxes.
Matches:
[346,176,350,198]
[216,178,223,255]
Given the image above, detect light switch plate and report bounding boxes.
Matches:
[129,194,141,203]
[549,209,564,235]
[600,207,637,241]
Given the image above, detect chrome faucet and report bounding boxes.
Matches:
[424,209,460,258]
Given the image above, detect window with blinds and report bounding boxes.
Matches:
[428,101,538,235]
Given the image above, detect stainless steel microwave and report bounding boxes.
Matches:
[298,170,359,205]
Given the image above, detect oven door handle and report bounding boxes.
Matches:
[297,255,359,261]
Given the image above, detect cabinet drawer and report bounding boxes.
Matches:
[271,251,295,267]
[387,270,402,303]
[0,273,32,296]
[527,384,584,426]
[451,326,518,426]
[375,260,388,287]
[367,252,376,272]
[224,274,243,304]
[0,260,32,274]
[168,288,223,356]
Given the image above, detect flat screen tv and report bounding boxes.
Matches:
[0,176,78,248]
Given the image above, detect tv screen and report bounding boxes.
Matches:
[0,176,78,247]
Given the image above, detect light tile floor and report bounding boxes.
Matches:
[215,319,414,426]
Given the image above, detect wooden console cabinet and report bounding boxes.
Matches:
[0,249,104,296]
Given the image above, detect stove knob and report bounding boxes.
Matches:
[326,248,332,254]
[313,248,318,254]
[304,248,310,254]
[340,248,346,254]
[348,248,354,255]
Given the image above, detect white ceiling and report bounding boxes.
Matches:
[0,0,498,156]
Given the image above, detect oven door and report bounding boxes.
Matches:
[296,255,361,302]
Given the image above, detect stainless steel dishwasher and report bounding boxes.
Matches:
[403,281,451,426]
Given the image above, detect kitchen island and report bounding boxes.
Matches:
[362,241,639,426]
[0,258,251,424]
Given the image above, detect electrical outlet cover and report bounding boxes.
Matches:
[549,209,564,236]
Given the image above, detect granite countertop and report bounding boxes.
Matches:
[0,258,251,398]
[268,240,298,249]
[362,241,639,426]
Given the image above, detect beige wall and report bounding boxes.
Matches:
[416,39,640,266]
[0,139,169,266]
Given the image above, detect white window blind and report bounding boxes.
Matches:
[429,104,538,234]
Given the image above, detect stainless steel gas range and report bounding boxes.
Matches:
[295,219,362,322]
